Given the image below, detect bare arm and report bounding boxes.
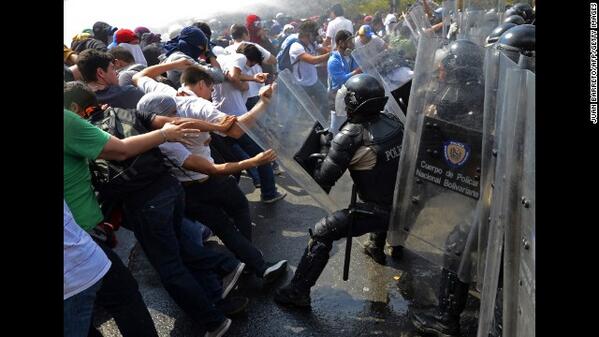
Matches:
[167,115,237,133]
[132,58,193,86]
[98,122,201,161]
[226,66,249,91]
[422,0,433,18]
[225,84,274,138]
[297,51,331,65]
[239,72,267,83]
[182,149,276,175]
[263,54,277,65]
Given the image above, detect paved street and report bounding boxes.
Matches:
[95,173,480,337]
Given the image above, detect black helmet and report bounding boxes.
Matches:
[503,14,525,25]
[496,24,535,63]
[431,7,444,25]
[512,3,534,23]
[441,39,484,84]
[504,7,518,18]
[485,22,517,46]
[344,74,388,118]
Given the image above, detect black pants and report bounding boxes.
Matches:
[290,203,390,292]
[89,240,158,337]
[184,175,267,276]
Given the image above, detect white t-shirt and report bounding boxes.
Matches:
[64,201,111,300]
[225,41,272,97]
[215,53,249,116]
[326,16,354,49]
[137,76,228,181]
[289,41,318,86]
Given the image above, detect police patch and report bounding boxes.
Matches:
[443,141,470,169]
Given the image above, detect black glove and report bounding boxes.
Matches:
[318,128,333,156]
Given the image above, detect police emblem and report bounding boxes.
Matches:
[443,141,470,169]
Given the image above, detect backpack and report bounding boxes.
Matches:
[276,36,302,73]
[88,107,167,200]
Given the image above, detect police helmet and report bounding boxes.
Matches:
[485,22,517,46]
[503,14,525,25]
[344,74,388,118]
[441,39,484,84]
[496,24,535,63]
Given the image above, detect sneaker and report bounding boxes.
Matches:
[272,163,284,175]
[216,296,249,317]
[222,262,245,299]
[261,191,287,204]
[204,318,232,337]
[274,285,311,308]
[262,260,288,284]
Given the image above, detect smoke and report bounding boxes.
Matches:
[64,0,338,44]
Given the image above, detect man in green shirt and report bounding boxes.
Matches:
[63,104,200,337]
[63,108,200,230]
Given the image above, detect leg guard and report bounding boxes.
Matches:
[290,238,331,292]
[412,268,470,337]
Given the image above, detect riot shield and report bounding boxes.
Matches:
[387,34,486,276]
[476,57,535,337]
[238,69,352,213]
[457,1,504,46]
[473,50,517,290]
[502,66,535,337]
[402,4,432,43]
[351,36,412,123]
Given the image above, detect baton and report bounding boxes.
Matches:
[343,184,357,281]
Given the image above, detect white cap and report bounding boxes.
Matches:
[384,13,398,26]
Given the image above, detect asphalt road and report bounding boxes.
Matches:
[94,173,481,337]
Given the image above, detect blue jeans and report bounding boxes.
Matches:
[123,174,226,331]
[64,279,102,337]
[179,217,239,302]
[227,134,277,199]
[184,175,268,277]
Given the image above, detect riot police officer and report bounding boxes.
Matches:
[411,26,535,337]
[273,74,405,308]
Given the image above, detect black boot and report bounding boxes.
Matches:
[411,269,469,337]
[274,239,330,308]
[363,232,387,265]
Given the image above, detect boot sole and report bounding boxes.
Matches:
[263,261,288,284]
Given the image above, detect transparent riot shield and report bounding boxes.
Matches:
[476,57,534,337]
[473,50,516,291]
[351,39,411,123]
[402,4,432,43]
[502,67,535,337]
[457,1,504,46]
[238,69,352,213]
[387,34,486,277]
[442,0,458,39]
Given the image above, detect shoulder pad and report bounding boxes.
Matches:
[338,122,363,137]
